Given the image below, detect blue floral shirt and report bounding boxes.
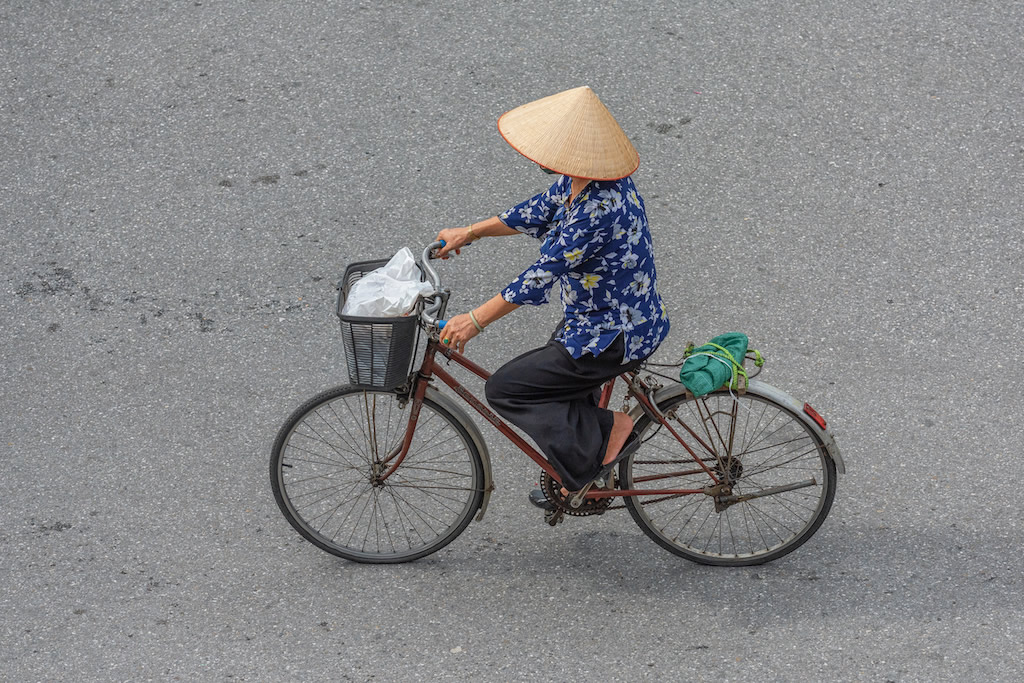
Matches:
[499,175,670,362]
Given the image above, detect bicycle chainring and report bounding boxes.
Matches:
[540,472,612,517]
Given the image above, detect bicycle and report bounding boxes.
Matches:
[270,241,846,566]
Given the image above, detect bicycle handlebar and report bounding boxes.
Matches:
[419,241,447,326]
[418,238,473,327]
[421,240,444,285]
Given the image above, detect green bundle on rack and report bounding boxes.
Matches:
[679,332,762,397]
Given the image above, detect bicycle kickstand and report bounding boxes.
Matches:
[544,508,564,527]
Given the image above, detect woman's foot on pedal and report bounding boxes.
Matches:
[595,431,640,479]
[601,412,635,467]
[528,489,554,511]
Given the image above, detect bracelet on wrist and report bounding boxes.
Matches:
[466,224,479,241]
[469,310,484,333]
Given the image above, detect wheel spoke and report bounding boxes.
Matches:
[332,399,375,466]
[291,419,366,467]
[743,444,822,479]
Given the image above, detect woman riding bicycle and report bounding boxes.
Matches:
[436,86,670,502]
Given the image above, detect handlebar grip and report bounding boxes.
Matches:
[438,319,447,329]
[426,240,445,261]
[428,238,472,261]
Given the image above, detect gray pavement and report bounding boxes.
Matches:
[2,1,1022,680]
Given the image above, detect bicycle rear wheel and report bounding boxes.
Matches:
[270,385,484,563]
[622,388,836,566]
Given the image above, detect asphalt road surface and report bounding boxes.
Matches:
[2,1,1022,680]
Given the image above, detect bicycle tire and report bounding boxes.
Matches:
[621,389,836,566]
[270,385,484,563]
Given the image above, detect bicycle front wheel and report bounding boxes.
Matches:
[622,389,836,566]
[270,385,484,563]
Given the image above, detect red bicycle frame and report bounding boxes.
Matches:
[381,337,725,500]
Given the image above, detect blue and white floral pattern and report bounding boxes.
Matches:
[499,175,670,362]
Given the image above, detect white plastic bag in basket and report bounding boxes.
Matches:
[341,247,434,317]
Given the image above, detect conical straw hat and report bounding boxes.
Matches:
[497,86,639,181]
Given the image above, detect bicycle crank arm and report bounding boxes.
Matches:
[567,482,597,509]
[545,508,565,526]
[719,479,817,505]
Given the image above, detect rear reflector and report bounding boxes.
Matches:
[803,403,827,430]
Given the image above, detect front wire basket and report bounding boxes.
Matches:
[336,258,422,390]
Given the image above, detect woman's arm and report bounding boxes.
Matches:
[436,177,565,257]
[468,216,519,240]
[439,294,519,353]
[472,293,519,326]
[436,216,517,258]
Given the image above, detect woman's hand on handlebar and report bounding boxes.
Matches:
[435,227,474,258]
[439,313,479,354]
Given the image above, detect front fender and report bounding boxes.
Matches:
[423,386,496,519]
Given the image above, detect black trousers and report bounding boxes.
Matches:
[484,333,644,490]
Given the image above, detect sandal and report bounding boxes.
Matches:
[527,488,555,510]
[591,431,641,484]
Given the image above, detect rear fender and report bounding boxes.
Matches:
[626,380,845,475]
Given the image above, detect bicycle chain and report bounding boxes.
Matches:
[539,451,708,517]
